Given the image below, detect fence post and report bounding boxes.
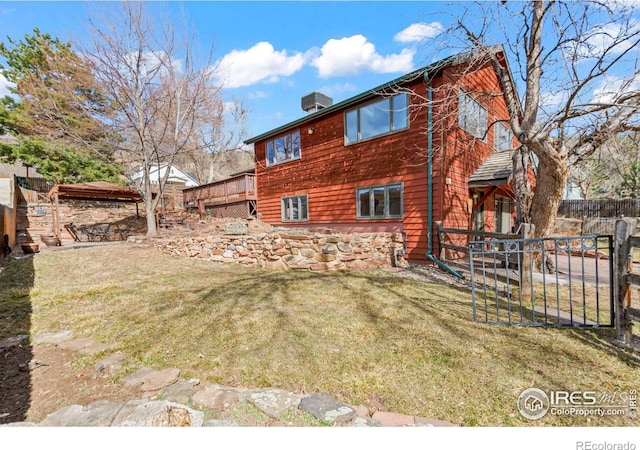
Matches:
[615,219,635,345]
[0,206,4,260]
[520,223,535,304]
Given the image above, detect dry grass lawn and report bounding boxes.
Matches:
[1,242,638,426]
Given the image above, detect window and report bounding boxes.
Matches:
[494,121,513,151]
[281,195,308,222]
[267,130,301,166]
[356,183,403,219]
[458,89,488,140]
[345,93,409,144]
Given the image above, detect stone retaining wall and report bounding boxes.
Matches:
[154,231,407,271]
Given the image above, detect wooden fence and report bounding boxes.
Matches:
[614,219,640,348]
[15,176,53,194]
[559,199,640,219]
[0,205,4,260]
[435,221,519,263]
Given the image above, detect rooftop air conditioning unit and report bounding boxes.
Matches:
[301,92,333,113]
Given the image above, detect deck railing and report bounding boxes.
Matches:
[183,174,256,208]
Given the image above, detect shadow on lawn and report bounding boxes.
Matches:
[161,263,639,383]
[0,253,35,424]
[565,328,640,369]
[344,269,640,371]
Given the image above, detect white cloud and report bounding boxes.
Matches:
[0,73,15,98]
[114,51,183,82]
[215,42,307,89]
[591,75,640,104]
[540,91,567,108]
[247,91,269,100]
[134,51,180,72]
[572,21,640,59]
[609,0,640,10]
[394,22,444,43]
[311,35,415,78]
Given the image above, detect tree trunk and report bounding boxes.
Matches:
[512,146,533,228]
[529,154,568,238]
[146,202,158,236]
[141,174,158,237]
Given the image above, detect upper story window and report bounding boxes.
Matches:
[458,89,488,140]
[345,93,409,144]
[266,130,300,167]
[494,121,513,151]
[356,183,403,219]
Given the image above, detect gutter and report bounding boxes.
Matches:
[423,71,464,279]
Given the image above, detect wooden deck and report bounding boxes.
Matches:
[183,174,256,210]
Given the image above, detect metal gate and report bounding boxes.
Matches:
[469,235,614,327]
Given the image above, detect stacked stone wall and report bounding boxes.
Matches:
[154,231,407,271]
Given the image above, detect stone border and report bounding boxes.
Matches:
[153,231,407,271]
[2,331,456,427]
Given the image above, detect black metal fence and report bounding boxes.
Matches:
[558,199,640,219]
[469,235,614,327]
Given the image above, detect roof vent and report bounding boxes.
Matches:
[301,92,332,113]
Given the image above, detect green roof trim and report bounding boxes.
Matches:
[244,67,427,144]
[244,45,506,145]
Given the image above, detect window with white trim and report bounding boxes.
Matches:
[281,195,308,222]
[458,89,488,140]
[345,93,409,144]
[494,121,513,151]
[267,130,301,166]
[356,183,403,219]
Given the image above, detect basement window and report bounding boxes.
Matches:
[356,183,403,219]
[281,195,308,222]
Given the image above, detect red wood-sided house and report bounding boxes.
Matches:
[245,46,520,264]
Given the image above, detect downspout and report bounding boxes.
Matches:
[424,71,463,279]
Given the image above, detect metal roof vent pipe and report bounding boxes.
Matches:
[301,92,333,113]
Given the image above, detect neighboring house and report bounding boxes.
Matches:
[131,163,200,211]
[245,46,520,263]
[131,163,200,188]
[563,181,584,200]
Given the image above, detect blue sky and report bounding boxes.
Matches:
[0,1,463,138]
[1,1,639,140]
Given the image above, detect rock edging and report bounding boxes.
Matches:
[153,231,408,271]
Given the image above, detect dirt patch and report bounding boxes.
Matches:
[0,343,137,425]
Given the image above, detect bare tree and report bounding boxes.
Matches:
[86,2,226,235]
[424,1,640,237]
[174,97,250,185]
[570,132,640,199]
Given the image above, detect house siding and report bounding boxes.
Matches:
[255,79,434,262]
[253,55,515,264]
[432,61,516,258]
